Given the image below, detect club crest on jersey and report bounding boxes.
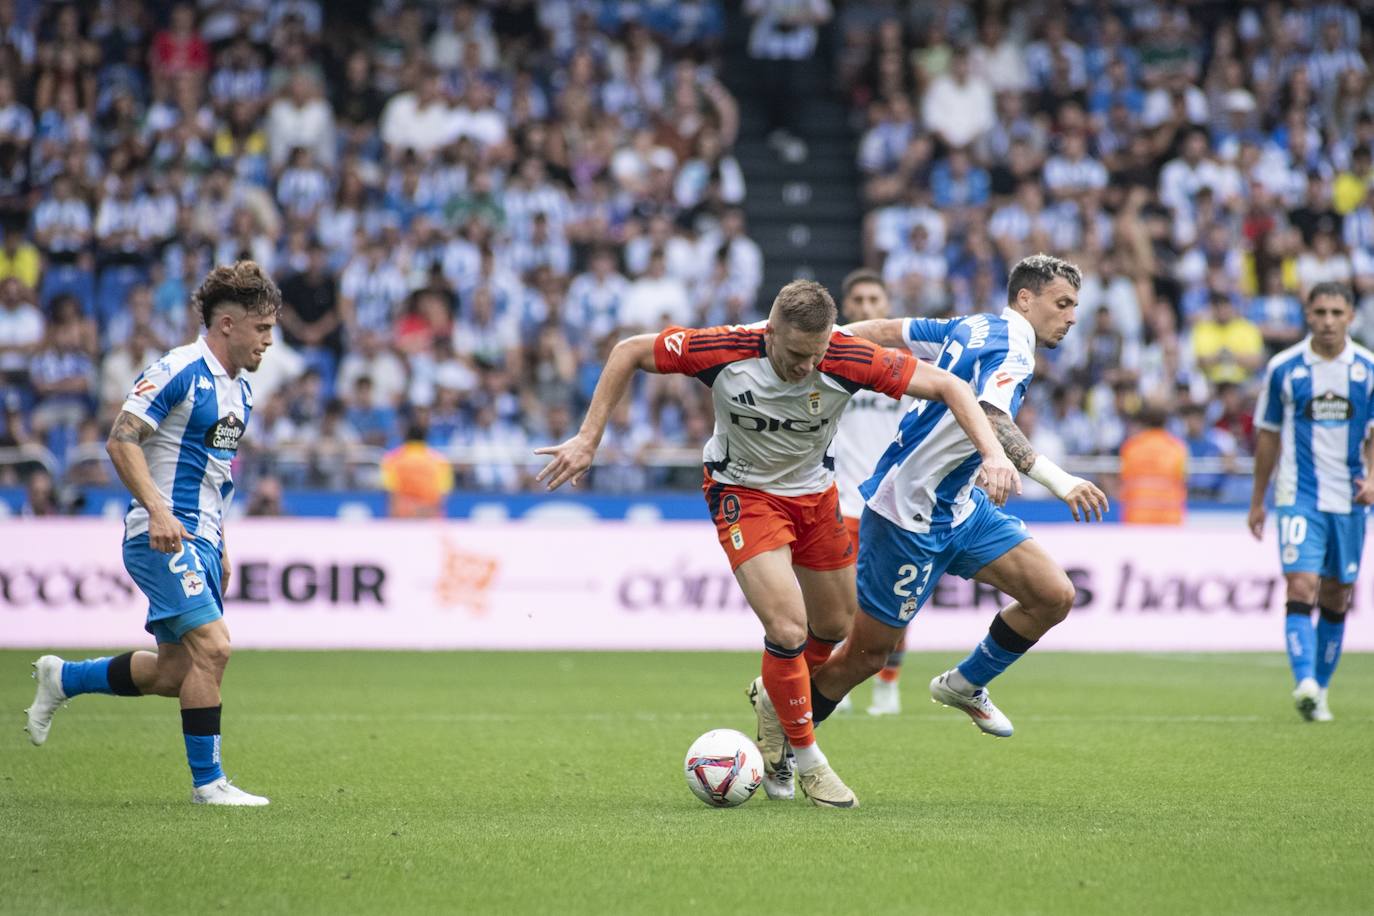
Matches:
[729,523,745,550]
[205,412,246,453]
[1353,363,1367,383]
[899,597,918,621]
[806,390,821,415]
[1307,392,1352,422]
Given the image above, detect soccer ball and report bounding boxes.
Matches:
[683,729,764,808]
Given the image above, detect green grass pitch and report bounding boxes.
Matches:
[1,649,1371,915]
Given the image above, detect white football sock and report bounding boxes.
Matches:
[792,741,827,772]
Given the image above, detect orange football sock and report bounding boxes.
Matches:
[803,628,839,674]
[761,644,815,749]
[878,639,906,682]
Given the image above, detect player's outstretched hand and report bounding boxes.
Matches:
[978,454,1021,507]
[1355,477,1374,506]
[1064,481,1109,523]
[534,434,597,491]
[148,509,190,554]
[1247,503,1266,540]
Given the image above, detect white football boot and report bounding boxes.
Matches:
[191,777,270,806]
[866,678,901,716]
[1292,677,1320,722]
[25,655,68,746]
[798,762,858,809]
[746,676,794,800]
[1313,687,1333,722]
[929,670,1014,737]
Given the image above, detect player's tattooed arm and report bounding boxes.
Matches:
[108,410,154,445]
[982,403,1037,473]
[107,410,189,552]
[983,402,1110,522]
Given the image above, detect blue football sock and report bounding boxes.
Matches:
[182,706,224,788]
[60,657,115,698]
[1315,608,1346,688]
[956,615,1037,689]
[1284,602,1316,684]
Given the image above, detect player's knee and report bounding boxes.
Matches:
[192,639,232,672]
[1039,576,1076,625]
[763,617,807,650]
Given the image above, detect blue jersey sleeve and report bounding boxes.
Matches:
[902,317,953,360]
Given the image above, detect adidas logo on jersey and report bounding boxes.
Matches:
[732,390,757,406]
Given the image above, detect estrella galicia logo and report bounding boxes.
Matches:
[205,412,245,453]
[1307,392,1353,423]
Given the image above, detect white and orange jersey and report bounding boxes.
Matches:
[653,321,917,496]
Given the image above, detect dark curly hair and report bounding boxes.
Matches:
[193,260,283,328]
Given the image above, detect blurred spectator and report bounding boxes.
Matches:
[1192,293,1264,386]
[1179,402,1236,501]
[266,71,335,170]
[746,0,831,162]
[921,47,995,151]
[20,467,60,516]
[1119,403,1187,525]
[246,474,285,517]
[381,420,453,518]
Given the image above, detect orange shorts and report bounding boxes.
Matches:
[843,515,861,552]
[702,474,856,571]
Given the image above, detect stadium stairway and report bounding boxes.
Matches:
[720,21,863,311]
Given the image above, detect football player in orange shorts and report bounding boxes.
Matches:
[536,280,1017,808]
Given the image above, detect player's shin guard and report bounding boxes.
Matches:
[59,652,142,698]
[1284,601,1317,684]
[182,705,224,788]
[803,627,840,674]
[956,614,1037,688]
[761,640,815,751]
[1315,607,1346,688]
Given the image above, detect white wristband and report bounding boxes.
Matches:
[1027,455,1082,500]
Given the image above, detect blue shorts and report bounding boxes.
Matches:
[856,491,1031,629]
[1276,508,1367,584]
[122,534,224,644]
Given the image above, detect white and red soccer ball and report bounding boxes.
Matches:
[683,729,764,808]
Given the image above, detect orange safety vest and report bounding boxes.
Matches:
[1119,429,1187,525]
[379,442,454,518]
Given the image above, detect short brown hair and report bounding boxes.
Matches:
[770,279,836,333]
[194,260,283,327]
[840,268,885,300]
[1006,253,1082,304]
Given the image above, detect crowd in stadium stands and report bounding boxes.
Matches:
[0,0,750,502]
[842,0,1374,503]
[4,1,1374,507]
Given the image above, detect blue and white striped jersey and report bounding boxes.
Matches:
[862,309,1037,533]
[1255,338,1374,514]
[120,337,253,549]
